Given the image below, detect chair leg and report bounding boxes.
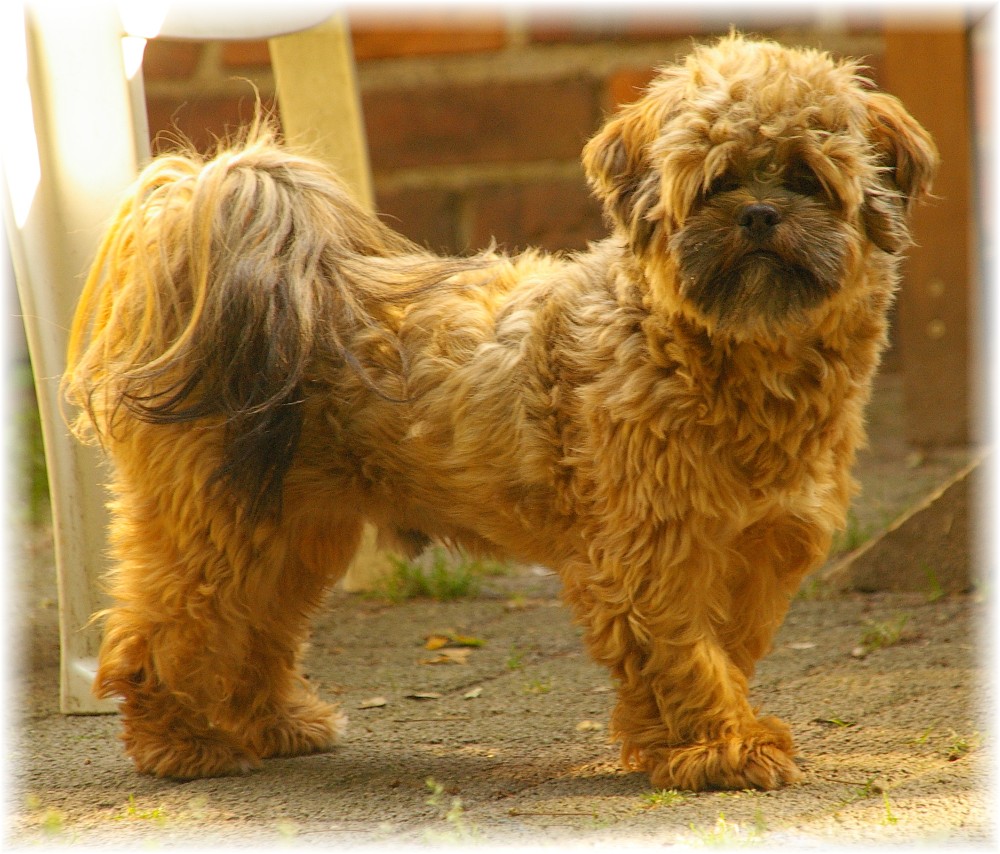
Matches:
[13,1,147,714]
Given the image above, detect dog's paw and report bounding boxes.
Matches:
[251,696,348,760]
[643,722,801,792]
[125,727,262,780]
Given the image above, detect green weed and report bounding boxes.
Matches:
[882,791,899,825]
[373,548,494,602]
[945,730,980,761]
[640,789,687,808]
[424,777,479,842]
[26,794,66,837]
[858,614,912,654]
[830,509,875,555]
[113,794,167,826]
[819,716,857,728]
[41,810,65,835]
[506,646,525,671]
[922,564,946,602]
[855,777,880,798]
[835,775,883,810]
[796,576,831,600]
[687,811,764,845]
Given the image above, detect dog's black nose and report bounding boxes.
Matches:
[738,202,782,238]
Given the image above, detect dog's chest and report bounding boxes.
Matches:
[581,333,864,527]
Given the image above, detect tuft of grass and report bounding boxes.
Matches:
[819,716,857,728]
[855,777,882,799]
[506,645,525,671]
[830,509,875,556]
[641,789,687,809]
[882,791,899,825]
[858,614,912,654]
[39,809,65,836]
[686,811,765,846]
[835,776,884,810]
[523,677,551,694]
[113,794,168,826]
[945,730,980,761]
[26,795,66,837]
[796,575,831,601]
[373,548,499,602]
[424,778,478,842]
[922,563,946,602]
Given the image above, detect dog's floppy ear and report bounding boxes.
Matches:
[862,91,939,253]
[582,96,671,254]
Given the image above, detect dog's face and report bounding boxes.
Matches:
[583,34,938,338]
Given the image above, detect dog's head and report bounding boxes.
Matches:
[583,33,938,338]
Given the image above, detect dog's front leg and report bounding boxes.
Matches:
[565,528,802,791]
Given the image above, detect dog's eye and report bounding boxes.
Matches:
[706,173,742,197]
[783,165,825,197]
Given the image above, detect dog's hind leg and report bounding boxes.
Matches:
[93,430,361,778]
[237,493,365,763]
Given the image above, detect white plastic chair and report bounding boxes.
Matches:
[4,0,385,714]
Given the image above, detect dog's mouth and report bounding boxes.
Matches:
[671,224,849,333]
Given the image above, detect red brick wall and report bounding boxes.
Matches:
[142,14,887,255]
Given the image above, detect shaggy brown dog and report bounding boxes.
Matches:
[65,34,937,790]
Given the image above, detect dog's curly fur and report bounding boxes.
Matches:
[64,34,937,790]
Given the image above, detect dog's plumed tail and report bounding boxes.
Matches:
[65,125,466,521]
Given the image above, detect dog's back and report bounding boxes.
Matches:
[64,126,491,523]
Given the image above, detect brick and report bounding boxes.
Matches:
[604,66,659,111]
[349,14,507,60]
[220,40,271,70]
[844,15,886,35]
[374,187,462,254]
[363,80,599,170]
[145,93,278,154]
[142,39,202,81]
[525,20,615,45]
[467,179,605,253]
[526,14,717,44]
[855,50,886,88]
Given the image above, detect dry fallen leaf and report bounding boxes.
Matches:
[405,691,442,701]
[420,648,472,665]
[423,632,485,650]
[464,687,483,699]
[358,696,387,709]
[576,720,604,732]
[788,641,817,650]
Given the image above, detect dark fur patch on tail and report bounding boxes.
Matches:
[65,127,493,524]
